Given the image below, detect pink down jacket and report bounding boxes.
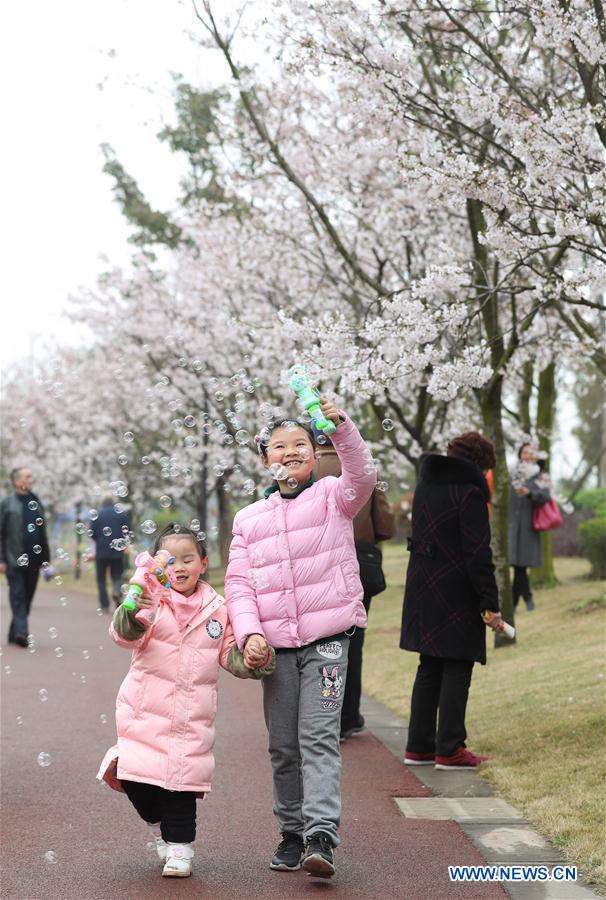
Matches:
[97,582,235,796]
[225,413,377,650]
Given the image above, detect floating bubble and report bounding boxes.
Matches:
[209,526,219,538]
[100,714,108,724]
[56,548,66,558]
[344,488,357,501]
[123,431,134,443]
[75,522,86,535]
[243,479,256,495]
[48,627,58,639]
[39,689,49,702]
[214,391,224,402]
[286,477,298,489]
[190,519,200,532]
[4,665,12,675]
[17,554,29,566]
[184,415,196,428]
[316,434,328,445]
[33,545,42,554]
[54,576,62,585]
[44,851,57,864]
[184,435,197,448]
[121,524,130,535]
[37,752,51,767]
[235,429,250,445]
[27,523,36,533]
[364,463,377,475]
[82,650,90,660]
[269,463,288,480]
[141,456,151,465]
[16,715,23,725]
[59,596,67,607]
[35,517,44,526]
[159,495,172,509]
[117,455,128,466]
[172,418,183,432]
[110,538,126,551]
[80,675,87,683]
[54,647,64,658]
[102,526,112,537]
[382,418,394,431]
[213,464,225,477]
[28,500,38,511]
[376,481,389,492]
[88,509,98,521]
[96,608,104,616]
[223,434,234,445]
[197,532,207,542]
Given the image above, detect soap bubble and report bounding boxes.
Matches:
[364,463,377,475]
[160,495,172,508]
[376,481,389,492]
[286,477,298,489]
[16,715,23,725]
[54,576,62,585]
[44,851,57,864]
[27,523,36,533]
[172,418,183,432]
[59,596,67,606]
[140,520,157,535]
[316,433,328,445]
[54,647,64,658]
[235,429,250,445]
[123,431,134,443]
[4,665,12,675]
[37,752,51,767]
[382,418,394,431]
[80,675,87,683]
[39,689,49,702]
[82,650,90,660]
[243,479,256,495]
[269,463,288,480]
[141,456,151,465]
[190,519,200,532]
[117,455,128,466]
[100,714,108,724]
[28,500,38,511]
[102,527,112,537]
[96,608,104,616]
[75,522,86,535]
[110,538,126,551]
[88,509,98,521]
[184,415,196,427]
[17,554,29,566]
[33,545,42,554]
[35,517,44,526]
[344,488,357,501]
[197,532,207,542]
[48,627,58,639]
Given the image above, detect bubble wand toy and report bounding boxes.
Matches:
[122,549,175,611]
[289,364,336,434]
[482,610,515,639]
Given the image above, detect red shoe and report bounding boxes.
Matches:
[404,751,436,766]
[435,747,489,769]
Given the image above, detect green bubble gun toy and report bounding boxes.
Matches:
[122,549,175,611]
[289,365,336,434]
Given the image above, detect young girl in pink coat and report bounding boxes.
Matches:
[225,397,377,879]
[98,523,272,878]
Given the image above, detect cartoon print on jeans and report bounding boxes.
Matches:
[319,665,343,708]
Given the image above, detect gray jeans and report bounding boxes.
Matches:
[262,636,349,847]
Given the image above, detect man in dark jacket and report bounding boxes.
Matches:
[401,433,504,770]
[0,467,51,646]
[314,435,396,740]
[91,498,129,611]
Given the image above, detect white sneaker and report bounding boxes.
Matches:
[162,843,194,877]
[148,824,167,862]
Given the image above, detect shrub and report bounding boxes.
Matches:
[578,517,606,579]
[576,488,606,518]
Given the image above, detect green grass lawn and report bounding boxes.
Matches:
[363,546,606,890]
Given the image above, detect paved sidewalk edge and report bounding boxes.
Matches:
[361,693,603,900]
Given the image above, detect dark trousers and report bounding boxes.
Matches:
[406,655,474,758]
[341,592,372,731]
[6,565,40,640]
[95,557,124,609]
[512,566,532,607]
[121,780,197,843]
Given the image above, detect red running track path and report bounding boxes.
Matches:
[0,585,505,899]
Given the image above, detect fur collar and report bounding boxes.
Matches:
[420,454,490,501]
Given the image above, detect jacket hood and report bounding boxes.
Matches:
[420,454,490,502]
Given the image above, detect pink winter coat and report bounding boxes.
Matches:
[225,413,377,650]
[97,582,236,796]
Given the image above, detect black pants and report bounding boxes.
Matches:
[512,566,532,607]
[122,780,197,843]
[341,592,372,731]
[6,564,40,641]
[406,655,474,758]
[95,557,124,609]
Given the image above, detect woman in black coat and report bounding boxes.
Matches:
[400,432,503,770]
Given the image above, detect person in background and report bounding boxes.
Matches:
[314,431,395,740]
[0,467,51,646]
[508,443,551,612]
[401,433,504,770]
[91,498,130,611]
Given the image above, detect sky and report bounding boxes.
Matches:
[1,0,234,369]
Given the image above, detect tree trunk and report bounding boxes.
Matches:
[532,362,558,588]
[215,476,232,568]
[518,361,533,434]
[479,376,515,646]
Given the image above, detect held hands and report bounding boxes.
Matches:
[319,396,340,426]
[243,633,269,669]
[515,487,529,496]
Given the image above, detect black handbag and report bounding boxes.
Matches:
[355,542,387,597]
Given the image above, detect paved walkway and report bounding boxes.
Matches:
[0,585,600,899]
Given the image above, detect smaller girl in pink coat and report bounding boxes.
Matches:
[226,397,377,879]
[98,523,273,878]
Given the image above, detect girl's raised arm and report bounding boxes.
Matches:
[329,412,377,519]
